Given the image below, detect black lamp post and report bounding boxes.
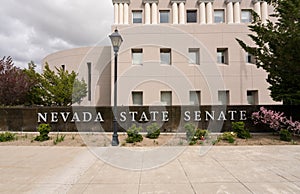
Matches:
[109,29,123,146]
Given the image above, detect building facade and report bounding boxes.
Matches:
[43,0,280,106]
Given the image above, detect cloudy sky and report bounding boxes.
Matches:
[0,0,113,71]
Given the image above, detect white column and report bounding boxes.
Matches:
[227,2,233,24]
[114,3,119,24]
[206,2,213,24]
[233,2,240,23]
[199,2,206,24]
[179,2,185,24]
[124,3,129,24]
[261,1,268,23]
[253,2,261,18]
[119,3,124,24]
[152,3,158,24]
[172,2,178,24]
[145,2,151,24]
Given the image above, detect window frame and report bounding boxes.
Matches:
[132,91,143,106]
[217,48,229,65]
[218,90,230,105]
[246,52,257,64]
[247,90,258,105]
[159,10,170,23]
[214,9,225,23]
[188,48,200,65]
[160,48,172,65]
[160,91,172,105]
[189,91,201,105]
[187,10,197,23]
[132,10,143,24]
[131,48,143,65]
[241,10,252,23]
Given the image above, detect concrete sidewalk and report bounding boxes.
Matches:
[0,146,300,194]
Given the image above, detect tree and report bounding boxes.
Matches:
[24,62,87,106]
[0,57,33,106]
[25,61,49,105]
[236,0,300,105]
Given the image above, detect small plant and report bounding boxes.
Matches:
[178,139,184,146]
[218,132,237,144]
[146,123,160,139]
[232,121,251,139]
[279,129,292,142]
[0,132,16,142]
[185,123,196,142]
[184,123,209,145]
[126,124,143,143]
[195,129,208,140]
[53,134,66,145]
[212,139,218,145]
[153,140,159,145]
[34,124,51,142]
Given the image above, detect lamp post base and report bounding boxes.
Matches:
[112,133,119,146]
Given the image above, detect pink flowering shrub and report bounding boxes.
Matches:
[252,107,300,134]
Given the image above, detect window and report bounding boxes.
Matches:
[246,52,256,64]
[190,91,201,105]
[188,48,200,64]
[217,48,228,64]
[161,91,172,105]
[214,10,225,23]
[159,10,170,23]
[247,90,258,105]
[160,48,171,65]
[132,11,142,23]
[241,10,252,23]
[187,10,197,23]
[87,62,91,101]
[218,90,229,105]
[132,91,143,105]
[132,49,143,65]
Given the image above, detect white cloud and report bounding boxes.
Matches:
[0,0,113,70]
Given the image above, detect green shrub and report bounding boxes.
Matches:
[184,123,209,145]
[195,129,208,139]
[126,124,143,143]
[184,123,197,145]
[279,129,291,142]
[218,132,237,143]
[0,132,16,142]
[232,121,251,139]
[146,123,160,139]
[35,124,51,141]
[185,123,196,141]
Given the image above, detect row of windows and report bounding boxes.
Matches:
[131,48,256,65]
[132,9,252,24]
[132,90,259,105]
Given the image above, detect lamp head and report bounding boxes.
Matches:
[109,29,123,53]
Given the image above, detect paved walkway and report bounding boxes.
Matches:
[0,146,300,194]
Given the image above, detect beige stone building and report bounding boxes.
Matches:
[43,0,280,106]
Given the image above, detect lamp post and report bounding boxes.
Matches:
[109,29,123,146]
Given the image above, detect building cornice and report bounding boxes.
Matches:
[112,0,130,4]
[224,0,241,3]
[252,0,262,3]
[170,0,187,4]
[197,0,214,4]
[143,0,159,4]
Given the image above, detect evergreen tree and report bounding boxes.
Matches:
[24,62,87,106]
[236,0,300,105]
